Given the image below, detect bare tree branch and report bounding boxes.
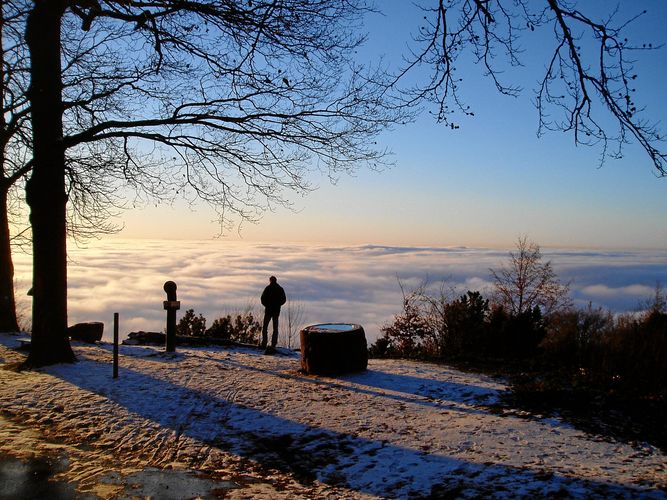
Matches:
[56,0,405,230]
[399,0,666,175]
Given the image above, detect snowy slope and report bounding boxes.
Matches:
[1,333,665,499]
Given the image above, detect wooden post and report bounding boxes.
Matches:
[113,312,119,379]
[163,281,180,353]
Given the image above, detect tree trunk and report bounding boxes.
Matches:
[24,0,75,366]
[0,185,19,333]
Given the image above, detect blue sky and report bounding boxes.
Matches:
[116,1,666,249]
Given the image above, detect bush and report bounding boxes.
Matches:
[368,335,392,358]
[176,309,207,336]
[538,305,666,398]
[541,306,613,368]
[373,278,667,399]
[375,291,434,359]
[489,306,546,359]
[587,311,667,396]
[442,291,490,357]
[175,309,261,345]
[207,313,261,344]
[371,287,546,361]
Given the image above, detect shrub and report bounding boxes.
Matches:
[207,312,261,344]
[368,335,392,358]
[372,276,666,399]
[371,286,493,360]
[480,305,545,359]
[371,285,547,361]
[588,311,667,396]
[377,291,434,359]
[541,305,614,368]
[175,309,261,345]
[539,304,666,398]
[442,291,489,357]
[176,309,207,336]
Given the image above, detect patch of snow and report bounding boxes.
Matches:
[308,323,358,331]
[1,334,665,498]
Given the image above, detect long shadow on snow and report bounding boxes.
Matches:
[112,343,501,415]
[206,353,501,419]
[44,346,662,499]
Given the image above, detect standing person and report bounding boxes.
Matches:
[260,276,286,353]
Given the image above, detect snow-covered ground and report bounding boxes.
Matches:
[1,333,665,499]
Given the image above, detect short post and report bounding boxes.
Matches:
[163,281,180,353]
[113,312,119,379]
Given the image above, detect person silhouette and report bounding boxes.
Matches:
[260,276,286,353]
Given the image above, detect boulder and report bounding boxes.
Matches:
[123,331,165,345]
[68,322,104,343]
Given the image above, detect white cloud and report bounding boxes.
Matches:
[579,284,655,298]
[12,240,667,343]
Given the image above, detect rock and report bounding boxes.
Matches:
[123,331,165,345]
[68,322,104,343]
[122,331,234,347]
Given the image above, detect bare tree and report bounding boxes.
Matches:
[642,282,666,317]
[490,236,571,316]
[1,0,32,332]
[23,0,403,366]
[280,297,305,350]
[1,0,146,336]
[399,1,666,175]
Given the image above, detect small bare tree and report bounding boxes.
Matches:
[642,282,666,317]
[280,298,305,350]
[490,236,571,316]
[411,279,454,356]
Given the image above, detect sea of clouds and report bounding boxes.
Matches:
[12,240,667,343]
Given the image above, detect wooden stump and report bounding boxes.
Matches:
[300,323,368,375]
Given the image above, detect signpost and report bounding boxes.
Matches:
[113,312,119,378]
[163,281,180,353]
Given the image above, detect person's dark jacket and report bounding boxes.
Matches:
[261,282,286,313]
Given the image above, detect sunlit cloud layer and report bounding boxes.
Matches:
[12,240,667,343]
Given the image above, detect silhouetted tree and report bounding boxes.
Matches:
[0,0,31,332]
[377,280,492,359]
[1,0,127,335]
[643,282,666,317]
[412,280,452,357]
[443,290,490,356]
[401,1,666,175]
[490,236,571,316]
[23,0,400,366]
